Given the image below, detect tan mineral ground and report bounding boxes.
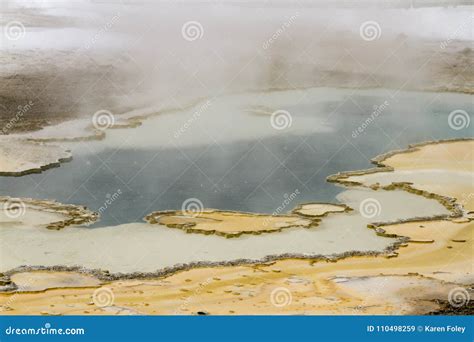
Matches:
[0,196,97,230]
[1,2,472,318]
[146,209,325,237]
[0,139,472,315]
[292,203,350,217]
[0,139,71,176]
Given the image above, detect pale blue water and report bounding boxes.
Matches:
[1,89,472,227]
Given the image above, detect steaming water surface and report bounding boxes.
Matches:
[0,88,470,227]
[0,87,470,273]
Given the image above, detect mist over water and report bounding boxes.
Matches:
[0,88,471,226]
[1,1,472,116]
[0,1,472,225]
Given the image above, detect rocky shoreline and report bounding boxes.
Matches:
[0,196,97,230]
[0,139,471,293]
